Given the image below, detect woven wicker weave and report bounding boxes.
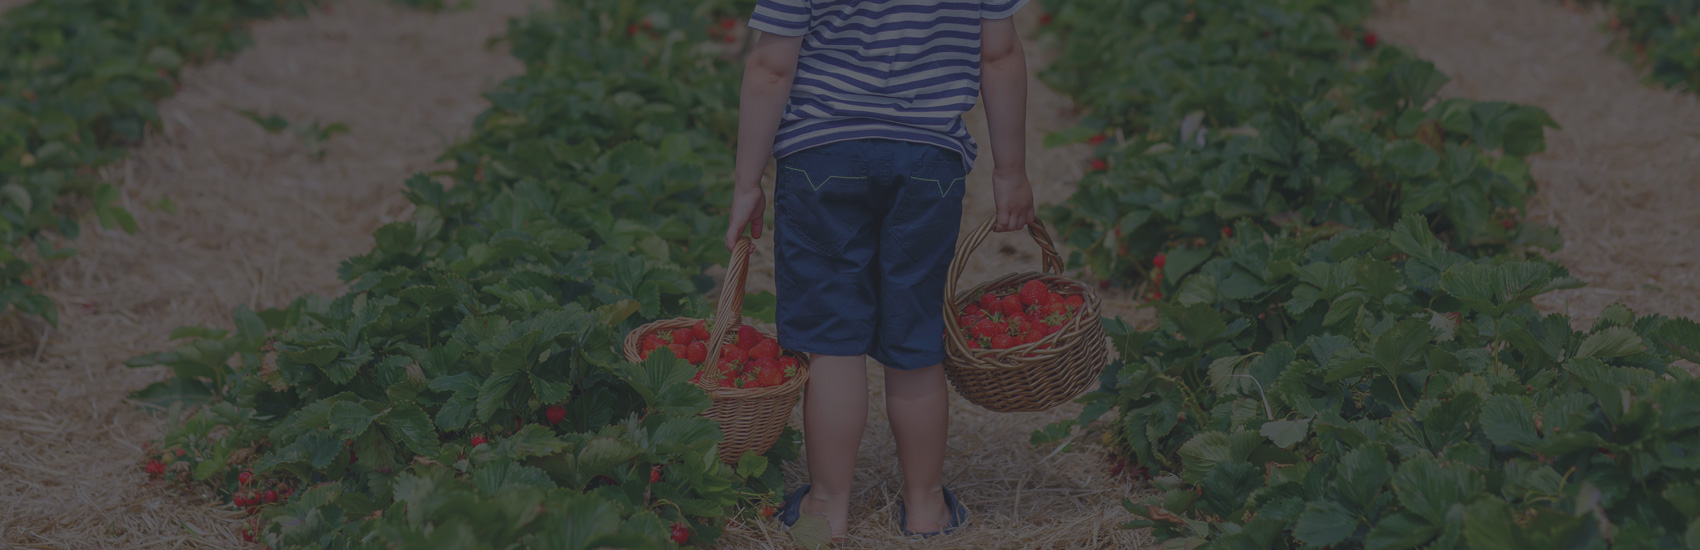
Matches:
[621,237,809,464]
[941,218,1110,413]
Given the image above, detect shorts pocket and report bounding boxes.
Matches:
[886,159,966,258]
[776,161,867,257]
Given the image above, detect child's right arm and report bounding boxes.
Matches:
[980,16,1035,233]
[726,33,805,251]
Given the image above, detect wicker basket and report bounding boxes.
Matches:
[621,237,809,464]
[941,218,1110,413]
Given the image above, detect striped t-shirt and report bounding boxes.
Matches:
[747,0,1030,173]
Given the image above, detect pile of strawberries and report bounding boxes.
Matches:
[957,279,1084,351]
[638,321,799,389]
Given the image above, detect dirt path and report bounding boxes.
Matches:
[727,10,1150,550]
[0,0,535,547]
[1367,0,1700,327]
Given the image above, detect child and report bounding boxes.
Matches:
[723,0,1034,540]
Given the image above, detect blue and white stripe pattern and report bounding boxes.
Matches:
[748,0,1029,173]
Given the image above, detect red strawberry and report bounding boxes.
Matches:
[1152,290,1164,300]
[1000,294,1024,318]
[762,505,776,517]
[241,529,254,543]
[971,319,998,340]
[1501,218,1515,229]
[1362,33,1378,49]
[779,357,798,372]
[685,341,708,365]
[748,358,778,378]
[719,376,738,388]
[667,343,688,361]
[626,23,638,36]
[545,405,567,425]
[651,465,663,483]
[1019,280,1048,306]
[958,315,978,329]
[991,335,1017,349]
[263,490,278,503]
[692,320,711,341]
[1221,226,1233,238]
[980,293,998,311]
[720,17,737,30]
[756,363,786,387]
[721,345,748,364]
[723,34,736,43]
[671,328,695,345]
[1044,291,1063,308]
[1153,254,1166,268]
[471,434,488,447]
[689,371,703,384]
[1039,13,1053,25]
[145,459,165,476]
[736,326,763,349]
[1090,158,1107,171]
[1087,133,1106,144]
[964,304,982,317]
[671,522,691,544]
[1046,303,1068,317]
[750,339,780,360]
[1024,331,1043,345]
[1065,295,1084,310]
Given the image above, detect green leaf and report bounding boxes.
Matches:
[1294,500,1358,546]
[386,402,443,457]
[1373,318,1434,376]
[238,110,290,133]
[736,451,768,478]
[1391,456,1484,525]
[475,373,520,423]
[742,291,778,324]
[1259,418,1310,449]
[1339,445,1393,508]
[1480,394,1538,448]
[1201,461,1261,517]
[1573,326,1644,359]
[1365,511,1440,550]
[1463,499,1521,549]
[329,401,379,440]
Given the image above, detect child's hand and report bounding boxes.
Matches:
[725,183,767,250]
[992,171,1035,232]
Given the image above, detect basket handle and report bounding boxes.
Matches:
[698,236,753,392]
[944,217,1064,305]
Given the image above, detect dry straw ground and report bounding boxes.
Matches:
[2,0,1697,548]
[0,0,536,546]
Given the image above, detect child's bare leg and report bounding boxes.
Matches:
[884,363,953,532]
[800,353,868,537]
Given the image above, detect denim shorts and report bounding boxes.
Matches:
[772,139,967,370]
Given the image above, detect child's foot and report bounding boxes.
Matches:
[798,491,851,540]
[901,490,953,534]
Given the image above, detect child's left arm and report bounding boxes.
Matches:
[726,33,805,251]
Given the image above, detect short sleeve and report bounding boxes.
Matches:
[748,0,811,37]
[981,0,1030,20]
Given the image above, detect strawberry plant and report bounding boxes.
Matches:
[1574,0,1700,91]
[1036,0,1561,290]
[131,0,798,547]
[0,0,331,325]
[1036,216,1700,547]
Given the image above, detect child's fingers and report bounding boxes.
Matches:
[753,217,764,240]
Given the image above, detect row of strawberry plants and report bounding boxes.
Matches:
[1037,0,1560,291]
[0,0,336,325]
[1033,0,1700,547]
[1578,0,1700,91]
[131,1,784,548]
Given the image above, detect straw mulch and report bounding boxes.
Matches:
[726,10,1156,550]
[1367,0,1700,329]
[0,0,535,547]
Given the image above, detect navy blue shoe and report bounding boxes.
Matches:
[778,484,812,528]
[899,486,968,538]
